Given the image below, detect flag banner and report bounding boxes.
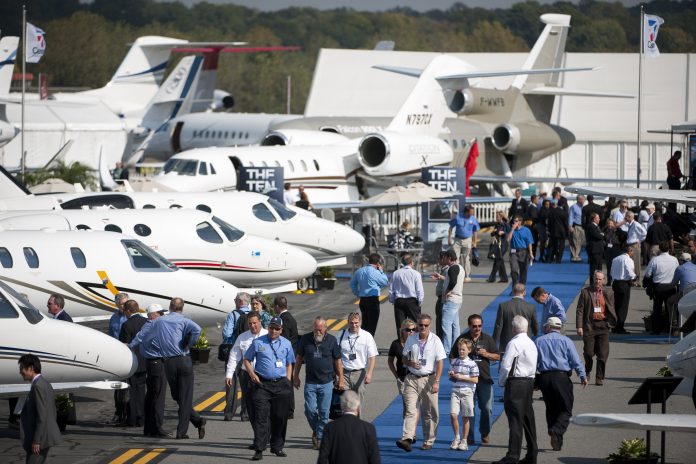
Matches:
[643,14,664,58]
[464,139,480,197]
[26,22,46,63]
[420,166,466,242]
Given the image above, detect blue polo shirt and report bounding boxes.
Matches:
[541,293,567,325]
[245,334,295,380]
[510,227,534,249]
[535,331,586,379]
[449,214,480,239]
[350,265,389,297]
[108,311,127,339]
[148,312,201,358]
[297,333,341,384]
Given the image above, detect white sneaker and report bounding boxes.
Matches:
[450,438,460,449]
[457,441,469,451]
[464,277,472,282]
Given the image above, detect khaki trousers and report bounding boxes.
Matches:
[628,242,642,282]
[402,373,439,445]
[569,225,586,260]
[453,237,472,278]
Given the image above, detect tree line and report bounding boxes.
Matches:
[1,0,694,114]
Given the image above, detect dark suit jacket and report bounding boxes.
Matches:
[493,297,538,351]
[576,285,617,334]
[20,375,62,452]
[120,314,148,373]
[586,222,605,255]
[55,311,73,322]
[547,207,569,238]
[317,413,380,464]
[279,311,298,347]
[582,202,604,228]
[509,198,528,220]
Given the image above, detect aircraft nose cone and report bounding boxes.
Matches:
[286,245,318,279]
[333,225,366,255]
[108,337,139,379]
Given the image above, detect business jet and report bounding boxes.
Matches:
[0,229,238,326]
[0,36,19,148]
[0,280,137,396]
[0,209,317,291]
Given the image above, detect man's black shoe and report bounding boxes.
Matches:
[519,457,537,464]
[240,413,250,422]
[396,439,412,452]
[252,450,263,461]
[176,434,190,439]
[271,450,287,457]
[198,418,206,439]
[224,414,234,422]
[149,432,172,438]
[248,444,256,450]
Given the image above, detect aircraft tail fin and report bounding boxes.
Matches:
[0,165,31,199]
[0,36,19,96]
[108,36,187,87]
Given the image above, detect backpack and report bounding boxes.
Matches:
[217,309,248,362]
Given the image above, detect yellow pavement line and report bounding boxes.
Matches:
[353,298,360,305]
[211,391,241,412]
[379,294,389,302]
[332,319,348,331]
[326,318,336,328]
[133,448,166,464]
[110,449,143,464]
[194,391,225,411]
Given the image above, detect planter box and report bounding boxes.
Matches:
[317,277,336,290]
[190,348,211,364]
[609,457,658,464]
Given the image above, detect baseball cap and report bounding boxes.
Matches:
[269,316,283,327]
[147,303,167,314]
[680,252,692,262]
[544,317,563,329]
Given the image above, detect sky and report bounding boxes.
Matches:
[172,0,644,12]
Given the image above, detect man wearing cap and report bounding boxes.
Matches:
[109,292,130,424]
[225,311,268,448]
[129,303,170,438]
[506,215,534,286]
[244,316,295,461]
[535,317,587,452]
[119,300,147,427]
[610,244,636,334]
[339,312,378,408]
[448,205,480,281]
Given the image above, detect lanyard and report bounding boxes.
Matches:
[342,330,359,353]
[418,335,429,358]
[269,338,282,362]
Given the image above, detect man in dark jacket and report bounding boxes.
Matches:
[586,213,606,281]
[317,390,380,464]
[582,195,604,228]
[19,354,62,464]
[47,294,72,322]
[547,201,569,263]
[493,283,538,352]
[119,299,148,427]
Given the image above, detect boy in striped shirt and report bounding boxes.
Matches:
[448,338,479,450]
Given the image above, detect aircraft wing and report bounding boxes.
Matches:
[524,86,635,98]
[571,413,696,433]
[0,380,128,398]
[564,186,696,207]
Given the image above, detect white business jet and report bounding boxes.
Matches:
[0,229,238,326]
[0,280,136,396]
[0,209,317,291]
[0,36,19,147]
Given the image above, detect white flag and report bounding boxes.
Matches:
[643,14,664,58]
[25,22,46,63]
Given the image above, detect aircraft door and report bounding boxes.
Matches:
[171,121,185,153]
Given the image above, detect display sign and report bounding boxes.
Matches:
[237,167,284,203]
[689,134,696,181]
[420,167,466,242]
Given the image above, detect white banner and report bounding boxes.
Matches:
[25,22,46,63]
[643,14,664,58]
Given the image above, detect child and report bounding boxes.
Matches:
[449,338,479,451]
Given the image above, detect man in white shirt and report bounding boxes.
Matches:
[283,183,298,206]
[644,241,679,334]
[622,211,647,283]
[338,312,377,408]
[389,253,425,336]
[494,315,538,464]
[396,313,446,452]
[224,312,268,433]
[610,244,636,334]
[610,200,629,230]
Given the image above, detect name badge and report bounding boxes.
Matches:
[313,350,322,359]
[510,248,516,254]
[607,243,613,248]
[593,306,602,313]
[419,358,426,367]
[275,360,284,368]
[349,353,357,361]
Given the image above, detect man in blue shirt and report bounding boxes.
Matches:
[150,297,206,440]
[350,253,389,336]
[448,205,480,282]
[531,287,567,330]
[535,317,587,452]
[506,215,535,286]
[222,292,251,421]
[108,293,129,425]
[244,317,295,461]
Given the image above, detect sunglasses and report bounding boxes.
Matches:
[418,324,430,328]
[402,328,415,332]
[470,324,482,328]
[269,326,282,331]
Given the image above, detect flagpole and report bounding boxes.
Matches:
[637,5,644,189]
[21,4,26,179]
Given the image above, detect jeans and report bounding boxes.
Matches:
[468,380,493,441]
[441,300,461,354]
[304,381,333,440]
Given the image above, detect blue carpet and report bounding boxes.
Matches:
[376,251,591,463]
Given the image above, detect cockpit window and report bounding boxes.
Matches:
[0,281,42,324]
[199,163,208,175]
[0,294,18,318]
[121,239,177,272]
[252,203,277,222]
[196,222,223,244]
[267,198,297,220]
[162,158,198,176]
[212,216,245,242]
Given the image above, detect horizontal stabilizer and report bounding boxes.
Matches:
[437,67,593,89]
[572,413,696,433]
[372,65,422,78]
[524,86,635,98]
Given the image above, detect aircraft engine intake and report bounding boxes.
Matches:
[261,129,348,147]
[357,132,453,177]
[0,121,17,147]
[491,121,575,158]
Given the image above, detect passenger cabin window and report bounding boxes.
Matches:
[0,294,18,318]
[23,247,39,268]
[76,224,90,230]
[252,203,277,222]
[267,198,297,220]
[313,159,320,170]
[143,204,156,209]
[70,247,86,268]
[196,222,223,243]
[105,224,122,233]
[196,204,212,213]
[212,216,245,242]
[170,204,182,209]
[122,240,177,272]
[300,160,308,171]
[287,160,295,172]
[0,248,13,268]
[133,224,151,237]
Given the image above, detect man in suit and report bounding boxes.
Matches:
[547,199,569,263]
[493,284,538,352]
[119,299,148,427]
[317,390,380,464]
[274,295,298,419]
[46,294,72,322]
[586,212,606,281]
[18,354,62,464]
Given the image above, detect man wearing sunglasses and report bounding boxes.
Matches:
[451,314,499,446]
[397,314,446,452]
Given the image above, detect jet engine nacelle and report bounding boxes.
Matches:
[357,132,453,177]
[448,88,509,116]
[212,89,234,110]
[0,121,17,148]
[491,121,575,157]
[262,129,349,147]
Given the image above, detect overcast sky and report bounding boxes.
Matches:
[172,0,643,12]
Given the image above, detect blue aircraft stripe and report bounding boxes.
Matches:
[115,60,168,79]
[0,50,17,67]
[168,55,203,120]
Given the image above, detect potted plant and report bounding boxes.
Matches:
[317,266,337,290]
[55,394,74,432]
[607,438,659,463]
[190,328,211,364]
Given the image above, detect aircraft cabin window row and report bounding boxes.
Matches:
[192,130,250,140]
[244,159,320,174]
